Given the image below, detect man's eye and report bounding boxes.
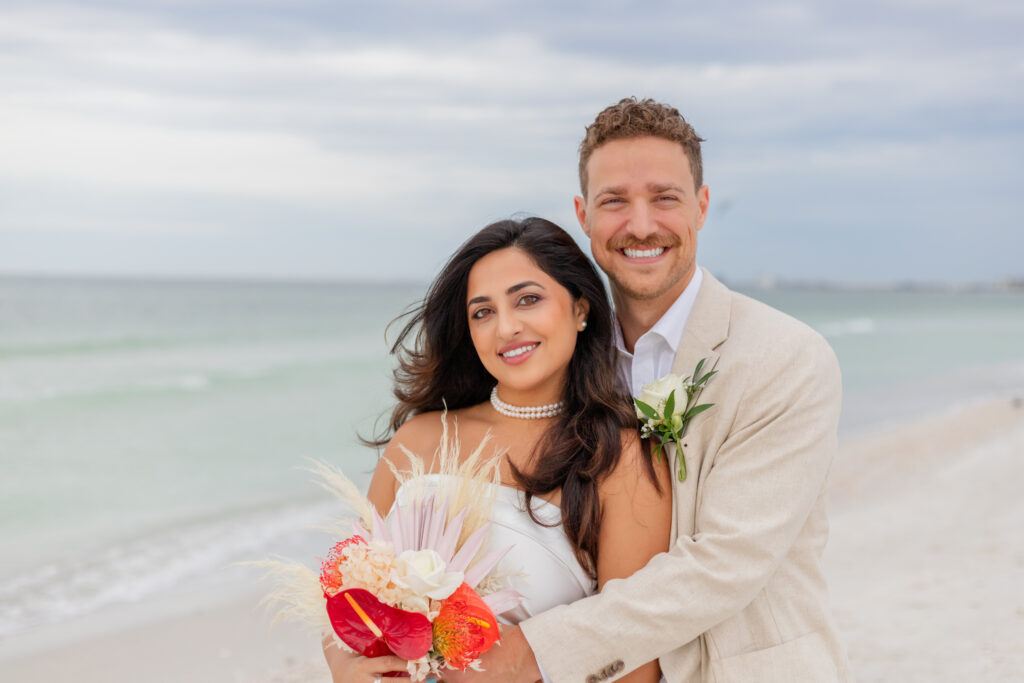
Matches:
[657,195,678,202]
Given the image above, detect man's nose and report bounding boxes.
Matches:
[626,202,658,240]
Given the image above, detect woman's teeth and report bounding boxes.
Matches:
[502,344,537,358]
[623,247,665,258]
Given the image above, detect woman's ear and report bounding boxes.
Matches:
[574,298,590,330]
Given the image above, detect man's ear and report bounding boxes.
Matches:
[696,185,710,232]
[574,195,590,237]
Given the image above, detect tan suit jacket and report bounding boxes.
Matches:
[521,270,853,683]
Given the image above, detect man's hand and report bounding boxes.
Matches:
[442,624,542,683]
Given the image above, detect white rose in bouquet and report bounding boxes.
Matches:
[392,549,465,609]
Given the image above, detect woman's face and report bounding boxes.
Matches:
[466,247,588,404]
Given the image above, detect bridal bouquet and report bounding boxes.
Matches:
[260,424,523,679]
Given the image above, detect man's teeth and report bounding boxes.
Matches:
[623,247,665,259]
[502,344,537,358]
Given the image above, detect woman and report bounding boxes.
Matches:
[325,217,671,682]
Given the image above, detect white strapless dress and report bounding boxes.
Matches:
[394,475,665,683]
[393,473,597,623]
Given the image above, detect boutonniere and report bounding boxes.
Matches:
[634,359,716,482]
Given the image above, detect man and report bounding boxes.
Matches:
[448,98,852,682]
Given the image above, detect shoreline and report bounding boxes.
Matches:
[829,392,1024,509]
[0,581,327,683]
[2,394,1022,682]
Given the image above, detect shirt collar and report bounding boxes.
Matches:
[649,265,703,353]
[613,266,704,356]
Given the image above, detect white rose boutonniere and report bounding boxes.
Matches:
[634,358,716,482]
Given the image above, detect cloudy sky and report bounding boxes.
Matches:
[1,0,1021,283]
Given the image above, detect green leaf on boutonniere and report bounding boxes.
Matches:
[696,368,718,385]
[683,402,714,421]
[634,399,660,421]
[663,389,676,424]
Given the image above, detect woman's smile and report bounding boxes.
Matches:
[499,342,540,364]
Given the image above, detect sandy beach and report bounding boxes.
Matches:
[826,395,1024,681]
[2,395,1022,682]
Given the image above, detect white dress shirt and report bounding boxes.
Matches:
[614,267,704,395]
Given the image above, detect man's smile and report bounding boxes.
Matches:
[620,246,667,260]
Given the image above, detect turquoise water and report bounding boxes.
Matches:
[0,277,421,636]
[749,286,1024,394]
[1,276,1022,637]
[746,286,1024,431]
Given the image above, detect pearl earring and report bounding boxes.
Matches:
[580,320,588,330]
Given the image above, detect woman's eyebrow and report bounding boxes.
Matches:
[507,281,544,294]
[467,281,545,306]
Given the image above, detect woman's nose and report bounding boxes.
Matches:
[496,309,523,339]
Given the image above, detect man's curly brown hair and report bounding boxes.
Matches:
[578,97,705,196]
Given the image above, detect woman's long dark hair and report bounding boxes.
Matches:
[373,217,656,579]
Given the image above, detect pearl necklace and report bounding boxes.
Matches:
[489,386,564,419]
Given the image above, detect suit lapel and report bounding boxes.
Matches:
[670,268,730,379]
[667,269,732,522]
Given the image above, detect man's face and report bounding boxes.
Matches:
[575,136,709,308]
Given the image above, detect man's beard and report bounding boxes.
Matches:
[609,260,691,302]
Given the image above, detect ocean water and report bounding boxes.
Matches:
[750,286,1024,431]
[1,276,1022,641]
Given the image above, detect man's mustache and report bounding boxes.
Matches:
[608,235,680,250]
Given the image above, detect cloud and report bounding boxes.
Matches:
[0,1,1020,280]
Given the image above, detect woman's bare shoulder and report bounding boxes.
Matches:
[383,412,446,469]
[600,428,669,497]
[595,427,672,592]
[369,412,447,510]
[384,405,494,471]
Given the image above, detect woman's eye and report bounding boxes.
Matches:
[470,307,491,320]
[518,294,540,306]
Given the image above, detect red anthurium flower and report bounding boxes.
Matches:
[326,588,433,661]
[432,583,500,670]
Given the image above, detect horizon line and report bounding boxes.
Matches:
[2,269,1022,292]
